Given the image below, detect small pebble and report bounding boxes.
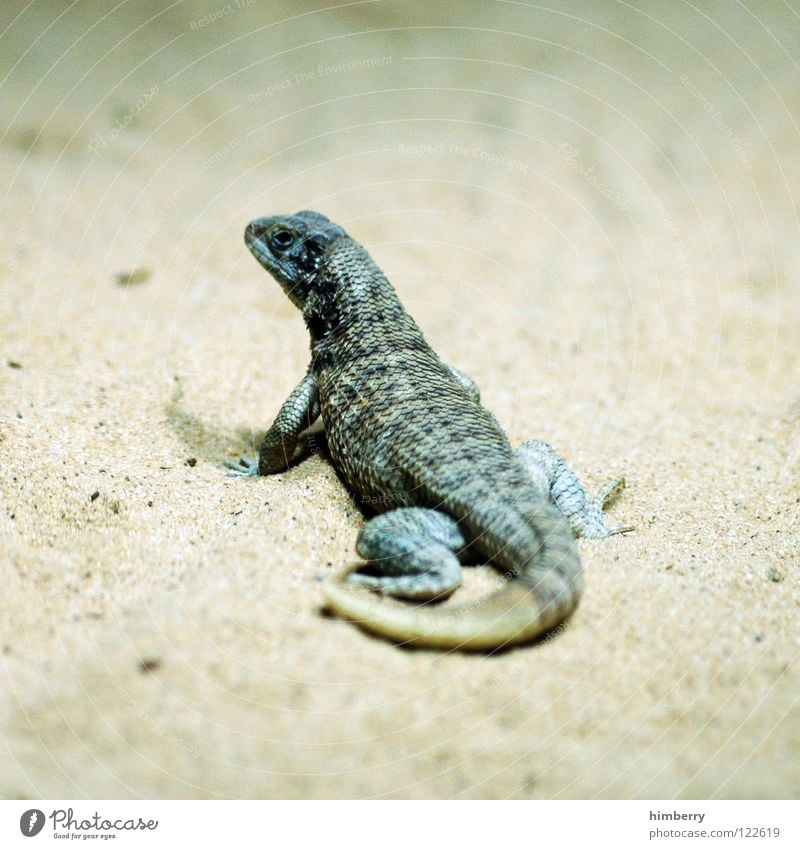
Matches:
[114,268,151,286]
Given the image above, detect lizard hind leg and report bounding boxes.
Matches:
[346,507,466,601]
[516,439,633,539]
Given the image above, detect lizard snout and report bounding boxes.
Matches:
[244,217,275,248]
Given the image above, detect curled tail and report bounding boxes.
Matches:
[322,506,581,652]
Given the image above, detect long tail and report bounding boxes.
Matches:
[322,509,582,652]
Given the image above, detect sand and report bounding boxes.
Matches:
[1,0,798,799]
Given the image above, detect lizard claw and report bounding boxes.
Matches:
[602,523,635,537]
[225,457,259,477]
[585,476,633,537]
[595,475,627,508]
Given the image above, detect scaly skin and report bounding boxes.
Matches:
[228,210,631,651]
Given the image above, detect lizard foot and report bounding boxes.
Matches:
[581,476,634,538]
[225,457,259,477]
[516,439,633,539]
[346,564,460,601]
[348,507,465,601]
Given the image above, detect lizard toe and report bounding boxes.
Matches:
[225,457,259,477]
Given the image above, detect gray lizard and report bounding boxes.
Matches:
[227,210,631,651]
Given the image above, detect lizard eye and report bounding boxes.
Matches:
[270,228,295,251]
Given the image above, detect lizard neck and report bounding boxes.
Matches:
[303,236,416,358]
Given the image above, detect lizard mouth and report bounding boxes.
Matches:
[244,217,307,307]
[244,220,278,271]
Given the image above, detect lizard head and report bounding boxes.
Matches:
[244,210,346,309]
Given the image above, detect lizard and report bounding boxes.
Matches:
[227,210,631,651]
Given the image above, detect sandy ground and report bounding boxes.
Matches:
[1,0,799,799]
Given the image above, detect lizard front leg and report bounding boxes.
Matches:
[226,369,320,476]
[516,439,633,539]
